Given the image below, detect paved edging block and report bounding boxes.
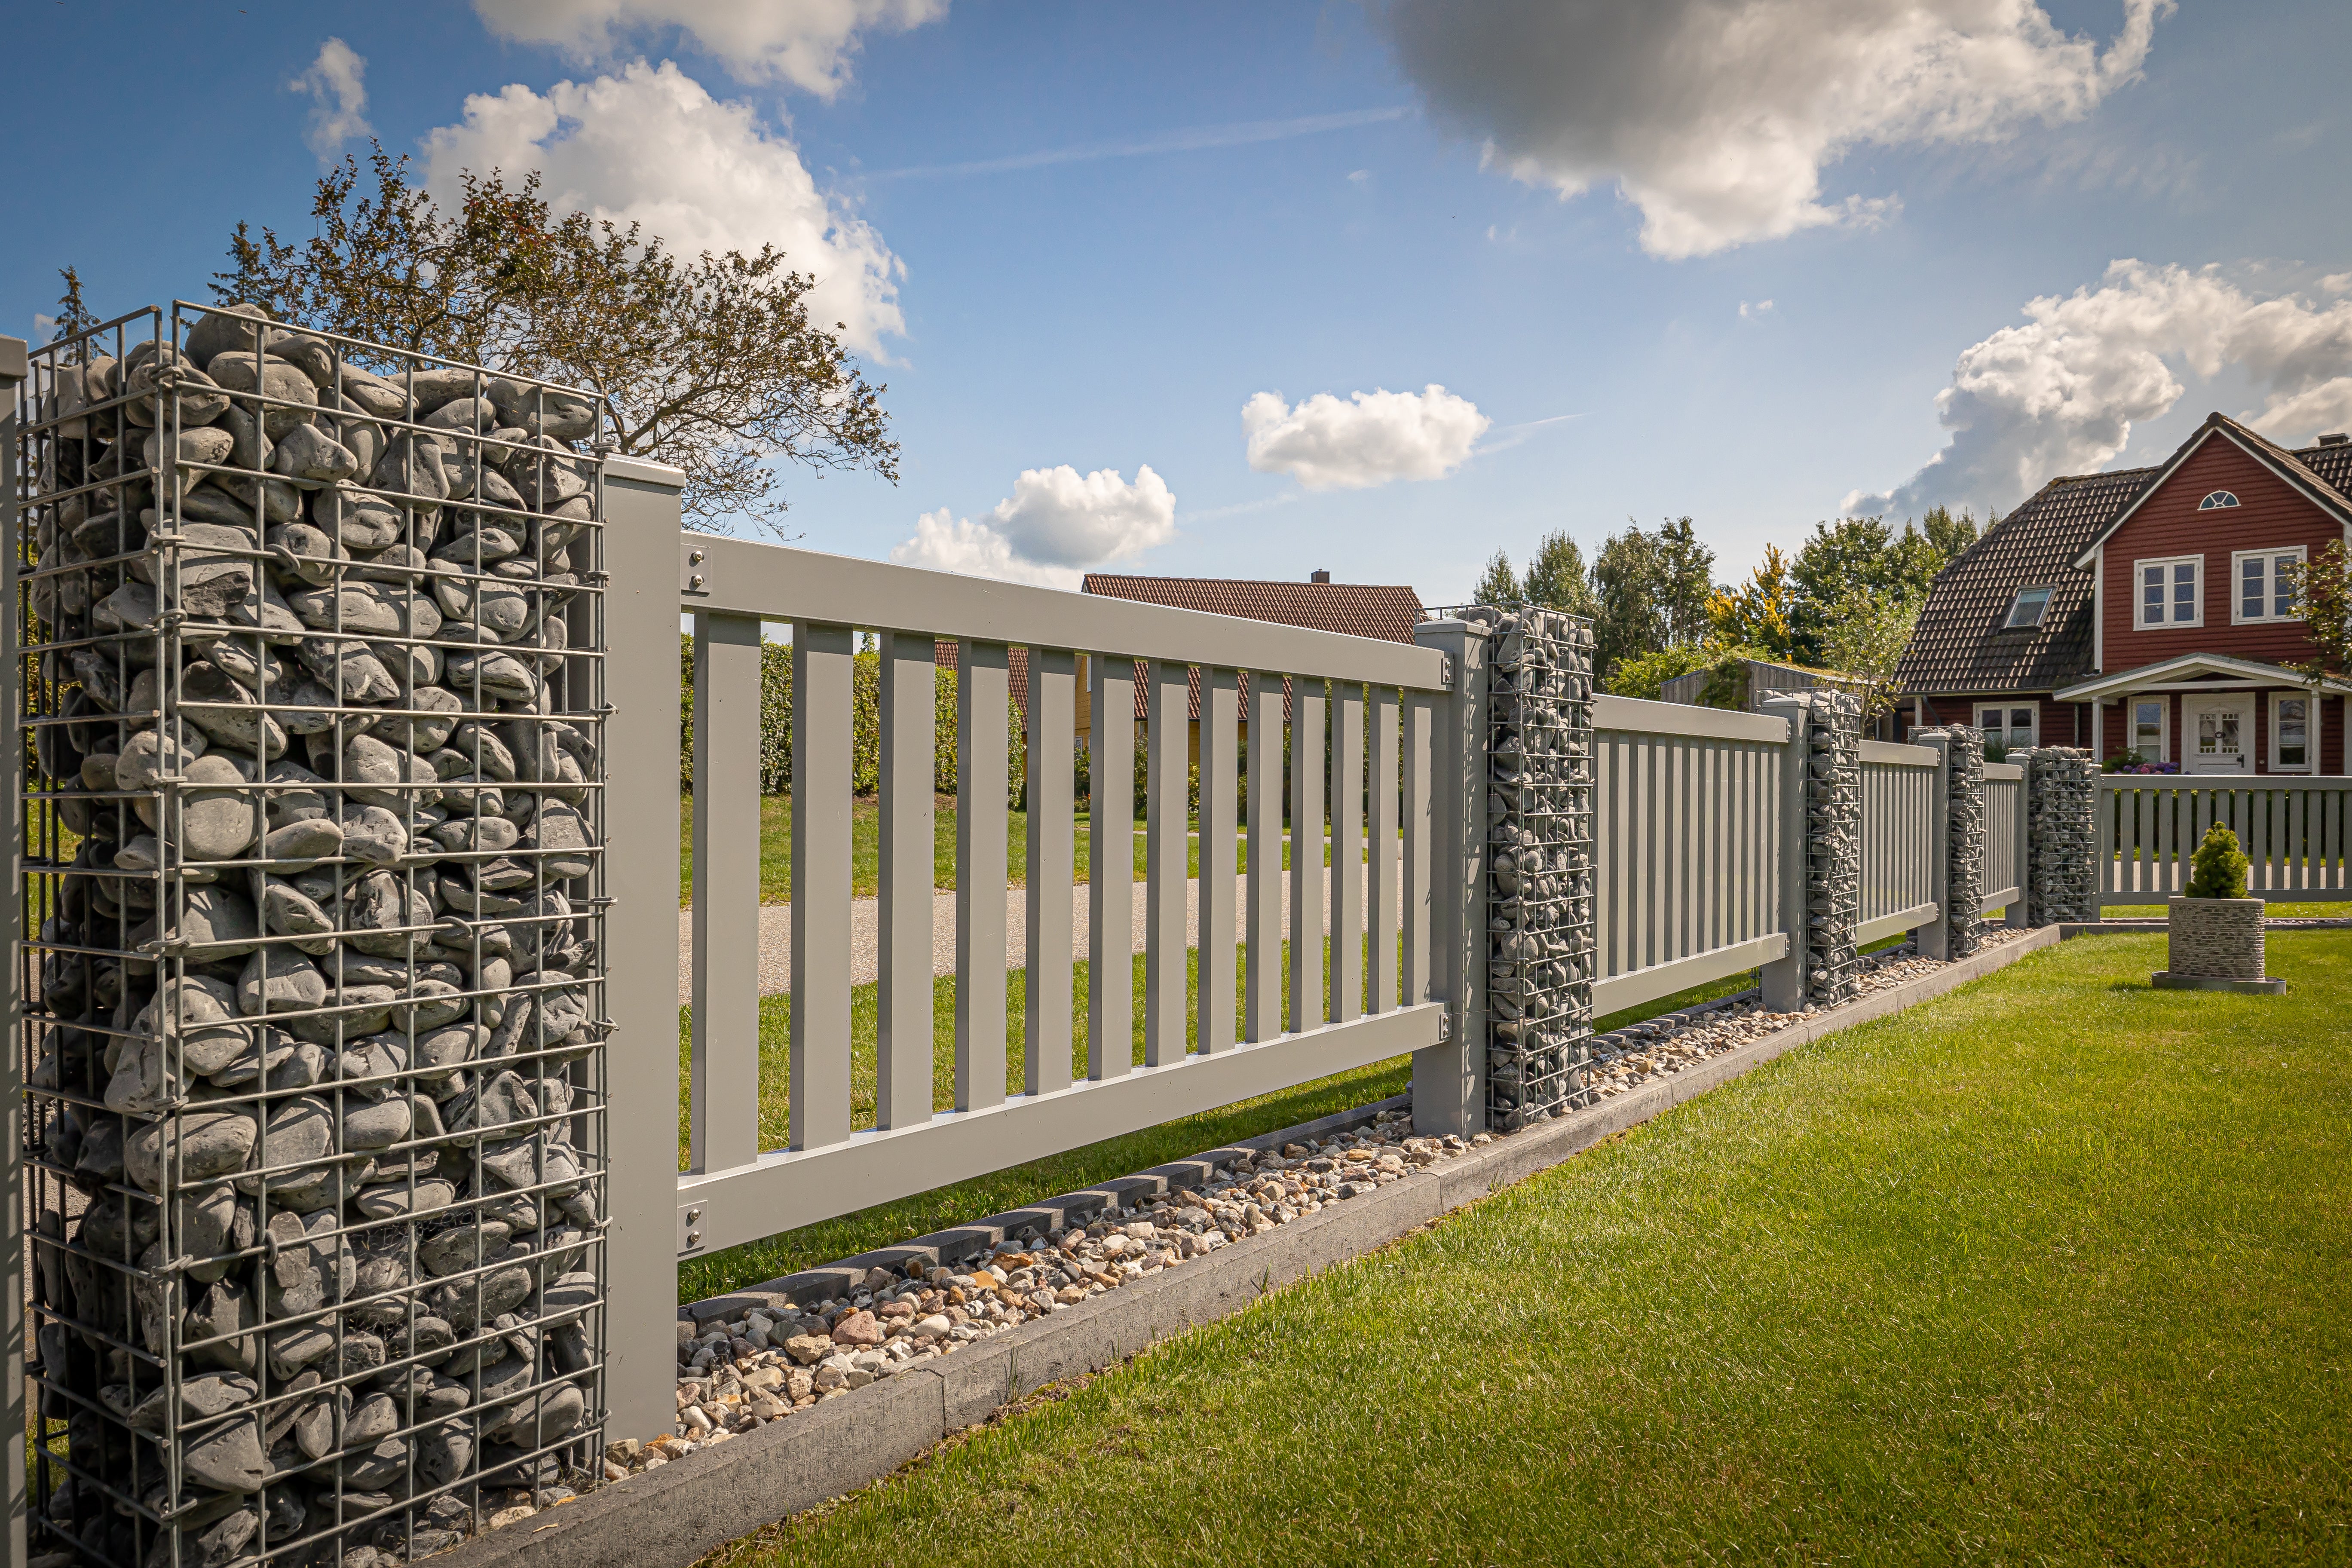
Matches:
[433,926,2062,1568]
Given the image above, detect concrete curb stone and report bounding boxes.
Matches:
[433,926,2063,1568]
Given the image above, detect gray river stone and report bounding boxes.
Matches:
[204,352,319,438]
[269,422,358,488]
[126,1109,257,1194]
[239,946,328,1016]
[261,816,343,868]
[182,1416,270,1495]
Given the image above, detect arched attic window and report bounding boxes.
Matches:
[2198,490,2240,510]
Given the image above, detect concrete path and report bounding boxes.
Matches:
[675,862,1377,1004]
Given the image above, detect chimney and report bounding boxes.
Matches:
[2319,432,2349,447]
[1310,569,1331,583]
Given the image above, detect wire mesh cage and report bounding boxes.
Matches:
[15,301,612,1565]
[1474,606,1596,1130]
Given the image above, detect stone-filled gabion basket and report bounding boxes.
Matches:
[2024,747,2099,925]
[1916,726,1986,959]
[17,301,611,1566]
[1769,690,1862,1008]
[1463,606,1595,1130]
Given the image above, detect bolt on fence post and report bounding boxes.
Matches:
[600,456,687,1446]
[1,331,27,1568]
[1410,617,1484,1136]
[1760,694,1812,1011]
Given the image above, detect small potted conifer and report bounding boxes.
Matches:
[2156,824,2284,992]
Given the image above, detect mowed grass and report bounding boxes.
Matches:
[676,938,1393,1302]
[675,793,1355,906]
[712,932,2352,1566]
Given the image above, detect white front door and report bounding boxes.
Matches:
[2183,695,2251,774]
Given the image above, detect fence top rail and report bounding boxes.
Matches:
[1859,738,1940,767]
[677,530,1450,690]
[2097,775,2352,792]
[1592,693,1789,744]
[1984,761,2024,782]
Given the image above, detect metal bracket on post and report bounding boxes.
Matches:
[1410,618,1485,1136]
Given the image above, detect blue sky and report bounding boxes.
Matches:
[8,0,2349,603]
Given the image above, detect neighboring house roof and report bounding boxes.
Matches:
[2067,411,2352,569]
[1081,574,1425,723]
[1896,468,2147,696]
[1081,574,1424,643]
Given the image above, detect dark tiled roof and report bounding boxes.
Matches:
[1896,468,2150,696]
[1080,575,1423,643]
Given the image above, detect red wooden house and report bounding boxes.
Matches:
[1895,412,2352,774]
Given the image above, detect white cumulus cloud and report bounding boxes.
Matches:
[473,0,946,97]
[292,38,372,161]
[1243,385,1490,490]
[1375,0,2166,259]
[421,60,903,354]
[1847,260,2352,518]
[891,466,1177,588]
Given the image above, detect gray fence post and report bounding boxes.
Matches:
[600,456,687,1446]
[1,332,27,1568]
[1917,732,1954,960]
[1760,694,1813,1011]
[2007,748,2034,928]
[1410,618,1484,1136]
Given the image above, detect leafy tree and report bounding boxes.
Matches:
[1473,549,1521,607]
[1787,510,1980,663]
[1591,517,1718,679]
[1706,544,1797,660]
[1520,530,1598,619]
[214,146,897,533]
[2284,540,2352,684]
[1817,587,1921,721]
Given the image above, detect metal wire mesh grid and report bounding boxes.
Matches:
[1475,606,1596,1130]
[16,301,612,1566]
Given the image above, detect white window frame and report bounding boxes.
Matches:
[2134,554,2203,630]
[2197,490,2241,511]
[1975,704,2037,750]
[2230,545,2306,625]
[2269,690,2315,773]
[2128,695,2168,763]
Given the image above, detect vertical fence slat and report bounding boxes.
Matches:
[1331,684,1366,1024]
[956,640,1009,1111]
[790,620,855,1152]
[1370,686,1400,1014]
[1290,683,1327,1032]
[1199,668,1240,1050]
[1089,654,1136,1078]
[1025,649,1076,1096]
[876,632,937,1131]
[1246,672,1286,1040]
[691,612,763,1170]
[1144,660,1190,1067]
[1402,689,1433,1008]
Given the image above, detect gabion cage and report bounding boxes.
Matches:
[16,301,612,1566]
[1473,606,1596,1130]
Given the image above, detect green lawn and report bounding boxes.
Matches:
[713,932,2352,1565]
[675,793,1351,906]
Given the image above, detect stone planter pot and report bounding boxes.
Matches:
[2156,896,2283,993]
